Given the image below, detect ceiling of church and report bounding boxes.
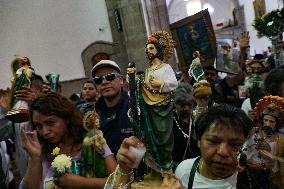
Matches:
[167,0,239,26]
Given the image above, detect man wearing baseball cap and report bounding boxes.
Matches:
[92,60,133,156]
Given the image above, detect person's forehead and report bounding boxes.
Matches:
[94,67,119,76]
[263,114,276,120]
[250,62,262,67]
[203,122,245,139]
[84,82,95,87]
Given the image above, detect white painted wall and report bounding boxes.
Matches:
[0,0,112,89]
[238,0,283,56]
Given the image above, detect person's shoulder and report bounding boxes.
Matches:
[175,157,199,176]
[95,97,106,111]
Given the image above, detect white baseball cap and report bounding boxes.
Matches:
[91,60,121,77]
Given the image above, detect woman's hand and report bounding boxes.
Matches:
[15,86,37,105]
[239,31,250,50]
[55,173,80,189]
[21,128,41,160]
[116,136,143,173]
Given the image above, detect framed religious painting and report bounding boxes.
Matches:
[253,0,266,18]
[216,38,240,74]
[170,9,216,71]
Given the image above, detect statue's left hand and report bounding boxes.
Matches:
[149,78,164,89]
[259,150,276,163]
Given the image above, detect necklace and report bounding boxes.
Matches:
[174,116,192,138]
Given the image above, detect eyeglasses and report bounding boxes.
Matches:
[93,73,121,85]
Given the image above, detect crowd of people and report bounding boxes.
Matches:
[0,29,284,189]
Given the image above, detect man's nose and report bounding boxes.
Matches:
[101,77,109,84]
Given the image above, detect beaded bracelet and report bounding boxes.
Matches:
[103,166,134,189]
[116,165,133,176]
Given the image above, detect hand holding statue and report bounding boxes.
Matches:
[15,86,38,105]
[117,136,144,173]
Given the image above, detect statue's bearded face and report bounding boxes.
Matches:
[146,43,157,61]
[263,114,277,130]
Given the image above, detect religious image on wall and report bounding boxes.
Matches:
[216,38,240,74]
[170,9,216,71]
[253,0,266,18]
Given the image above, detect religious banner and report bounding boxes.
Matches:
[253,0,266,18]
[216,38,240,74]
[170,9,216,71]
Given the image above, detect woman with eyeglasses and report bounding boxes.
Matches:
[20,93,116,189]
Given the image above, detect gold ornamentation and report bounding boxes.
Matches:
[103,165,134,189]
[254,95,284,123]
[146,31,175,63]
[83,110,106,154]
[192,80,212,97]
[83,110,100,131]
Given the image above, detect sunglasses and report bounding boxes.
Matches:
[93,73,121,85]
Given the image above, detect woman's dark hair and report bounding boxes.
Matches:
[30,92,86,161]
[195,104,253,140]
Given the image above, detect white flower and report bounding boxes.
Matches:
[51,154,72,173]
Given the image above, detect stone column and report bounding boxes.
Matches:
[142,0,177,69]
[105,0,148,73]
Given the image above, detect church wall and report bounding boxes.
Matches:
[0,0,112,90]
[238,0,283,55]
